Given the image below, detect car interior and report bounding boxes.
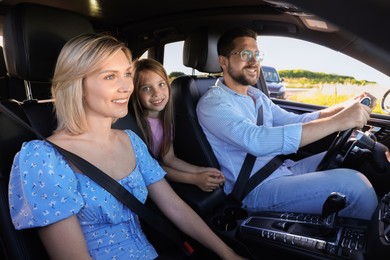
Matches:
[1,1,390,259]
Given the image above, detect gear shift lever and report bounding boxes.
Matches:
[322,192,346,228]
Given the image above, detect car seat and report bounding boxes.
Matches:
[0,46,8,100]
[3,3,94,137]
[170,28,271,218]
[0,3,94,259]
[169,29,227,217]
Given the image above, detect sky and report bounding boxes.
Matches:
[164,36,390,86]
[259,36,390,86]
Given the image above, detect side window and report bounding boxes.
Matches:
[258,36,390,115]
[163,41,202,81]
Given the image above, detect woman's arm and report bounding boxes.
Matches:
[37,215,92,260]
[148,178,245,259]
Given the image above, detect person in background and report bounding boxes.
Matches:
[132,58,225,192]
[8,33,245,260]
[197,27,378,220]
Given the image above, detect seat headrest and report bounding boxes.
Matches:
[3,3,94,82]
[183,29,221,74]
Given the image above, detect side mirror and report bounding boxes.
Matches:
[381,89,390,115]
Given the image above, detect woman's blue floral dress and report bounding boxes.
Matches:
[9,130,166,259]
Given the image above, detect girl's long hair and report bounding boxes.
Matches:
[131,58,174,160]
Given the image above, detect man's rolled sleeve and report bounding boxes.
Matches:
[282,123,302,153]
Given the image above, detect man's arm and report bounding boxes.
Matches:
[300,101,372,147]
[318,92,377,119]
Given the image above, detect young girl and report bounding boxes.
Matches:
[132,58,225,192]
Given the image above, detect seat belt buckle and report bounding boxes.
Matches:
[183,241,195,256]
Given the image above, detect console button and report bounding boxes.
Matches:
[315,241,326,250]
[342,237,351,248]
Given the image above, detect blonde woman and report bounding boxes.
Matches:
[8,33,245,260]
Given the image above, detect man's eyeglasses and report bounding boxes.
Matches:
[229,50,264,62]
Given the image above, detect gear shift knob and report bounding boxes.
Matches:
[322,192,347,216]
[322,192,346,228]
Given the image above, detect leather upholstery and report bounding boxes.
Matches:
[0,46,8,99]
[0,99,50,260]
[3,3,94,82]
[170,30,227,216]
[2,3,94,101]
[183,29,222,73]
[0,3,94,259]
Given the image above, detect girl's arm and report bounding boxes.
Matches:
[162,144,224,191]
[148,178,246,260]
[37,215,92,260]
[162,165,223,191]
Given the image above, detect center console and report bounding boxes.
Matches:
[239,211,367,259]
[209,192,390,259]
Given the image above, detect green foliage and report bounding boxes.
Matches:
[168,71,185,79]
[279,69,376,85]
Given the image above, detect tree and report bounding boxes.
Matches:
[169,71,185,79]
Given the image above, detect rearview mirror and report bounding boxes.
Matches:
[381,89,390,114]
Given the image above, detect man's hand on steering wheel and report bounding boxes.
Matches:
[316,96,373,171]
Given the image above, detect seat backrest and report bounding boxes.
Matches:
[171,75,220,168]
[0,46,8,100]
[172,28,222,168]
[3,3,94,102]
[0,100,49,260]
[0,3,94,259]
[169,29,227,216]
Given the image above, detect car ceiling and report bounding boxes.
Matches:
[0,0,389,77]
[0,0,273,25]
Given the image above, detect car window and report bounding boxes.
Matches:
[259,36,390,115]
[163,37,390,115]
[164,41,202,80]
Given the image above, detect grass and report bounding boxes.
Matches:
[285,83,384,114]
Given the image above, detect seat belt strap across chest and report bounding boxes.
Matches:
[0,102,194,256]
[228,102,284,204]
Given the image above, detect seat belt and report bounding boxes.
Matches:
[0,102,194,257]
[49,142,194,256]
[228,103,285,204]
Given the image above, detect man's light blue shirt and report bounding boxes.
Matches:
[196,77,320,204]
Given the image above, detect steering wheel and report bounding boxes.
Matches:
[316,128,354,171]
[317,97,372,171]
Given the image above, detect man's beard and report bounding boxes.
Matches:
[227,66,259,86]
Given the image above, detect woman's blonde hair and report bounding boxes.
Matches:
[131,58,174,160]
[51,33,132,135]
